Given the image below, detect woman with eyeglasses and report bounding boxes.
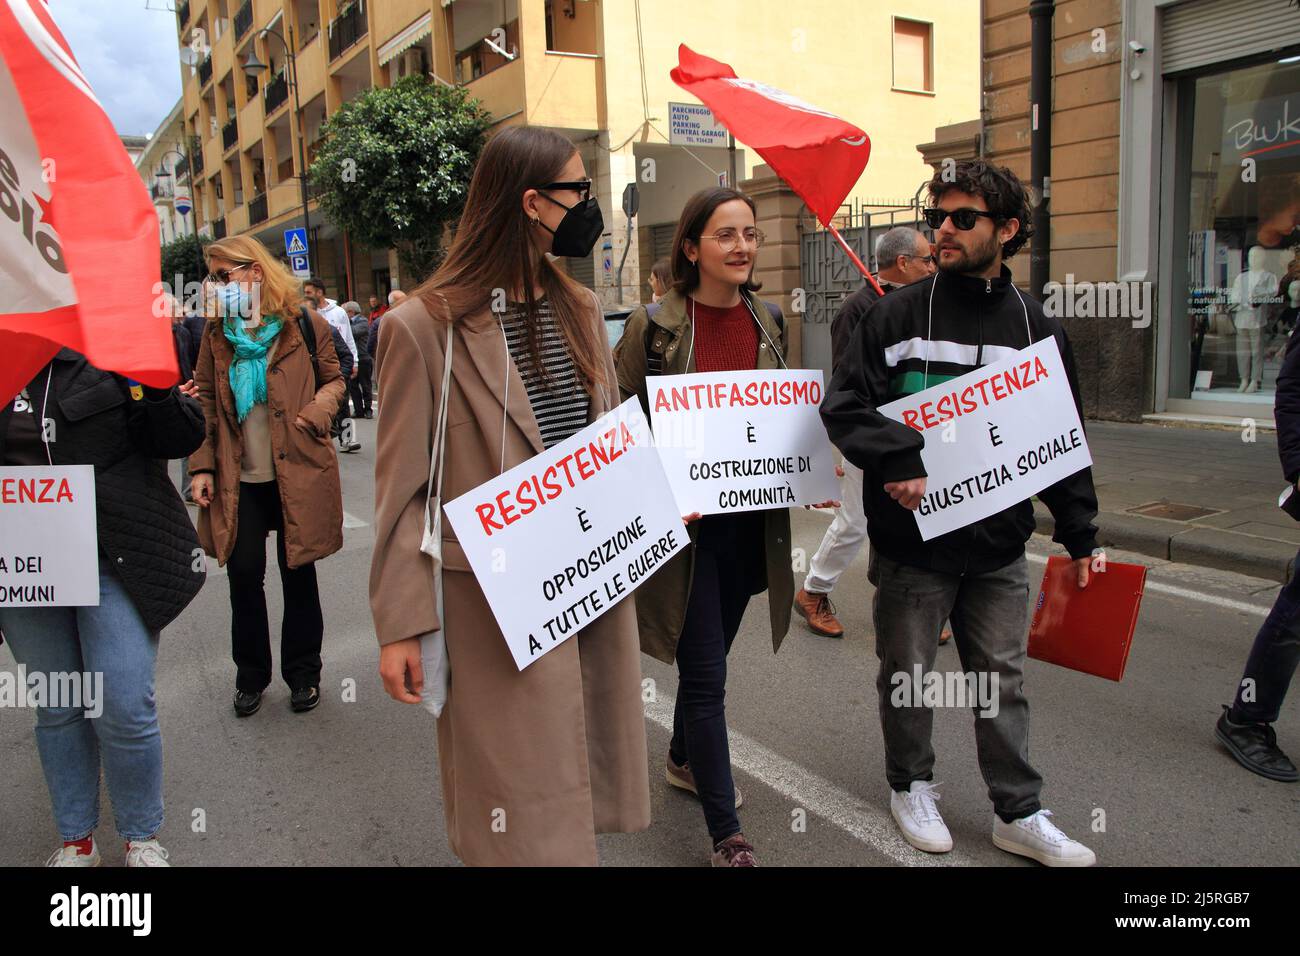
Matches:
[370,126,650,866]
[614,187,836,866]
[188,235,347,718]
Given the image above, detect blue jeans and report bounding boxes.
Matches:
[0,556,163,842]
[1230,548,1300,724]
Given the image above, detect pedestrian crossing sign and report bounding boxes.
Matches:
[284,228,308,256]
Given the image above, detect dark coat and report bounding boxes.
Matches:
[1275,325,1300,483]
[0,350,207,632]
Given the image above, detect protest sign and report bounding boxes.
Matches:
[877,336,1093,540]
[0,465,98,606]
[443,398,687,671]
[648,369,840,515]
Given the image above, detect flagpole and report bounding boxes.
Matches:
[827,223,885,297]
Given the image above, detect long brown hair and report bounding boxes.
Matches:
[670,187,762,296]
[413,127,608,390]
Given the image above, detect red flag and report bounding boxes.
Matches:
[670,44,870,227]
[0,0,175,405]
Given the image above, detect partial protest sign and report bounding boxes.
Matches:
[443,398,687,671]
[0,465,99,606]
[649,369,840,515]
[877,336,1093,540]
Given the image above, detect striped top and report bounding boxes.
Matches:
[502,299,590,449]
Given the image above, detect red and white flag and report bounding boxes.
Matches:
[670,44,871,227]
[0,0,175,404]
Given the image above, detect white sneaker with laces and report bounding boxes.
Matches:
[46,839,101,867]
[992,809,1096,867]
[890,781,953,853]
[125,839,172,867]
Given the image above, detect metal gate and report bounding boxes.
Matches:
[799,201,925,379]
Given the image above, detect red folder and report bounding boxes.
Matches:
[1027,556,1147,681]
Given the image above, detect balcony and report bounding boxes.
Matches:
[328,0,367,62]
[189,134,204,173]
[221,117,238,152]
[212,215,226,240]
[197,54,213,87]
[233,0,252,41]
[177,0,190,28]
[248,191,268,225]
[263,71,288,115]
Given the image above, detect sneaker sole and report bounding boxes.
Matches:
[1214,725,1300,782]
[793,602,844,638]
[292,697,320,713]
[890,804,953,853]
[991,831,1096,867]
[664,767,743,808]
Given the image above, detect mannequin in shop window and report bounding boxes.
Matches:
[1229,245,1280,393]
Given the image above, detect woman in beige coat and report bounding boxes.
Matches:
[189,235,346,718]
[370,127,650,866]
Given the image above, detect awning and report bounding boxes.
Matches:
[377,12,433,66]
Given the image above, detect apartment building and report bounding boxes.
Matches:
[173,0,980,305]
[134,101,196,247]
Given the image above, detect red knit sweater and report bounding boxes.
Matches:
[690,297,758,372]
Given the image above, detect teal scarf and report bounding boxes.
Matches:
[223,316,284,423]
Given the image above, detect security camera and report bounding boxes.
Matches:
[1128,40,1146,54]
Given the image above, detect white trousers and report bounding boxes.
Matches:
[804,462,868,595]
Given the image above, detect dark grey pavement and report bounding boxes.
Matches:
[1,415,1298,867]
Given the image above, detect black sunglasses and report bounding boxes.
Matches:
[535,179,592,201]
[923,207,997,231]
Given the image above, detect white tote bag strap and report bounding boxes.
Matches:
[421,323,454,556]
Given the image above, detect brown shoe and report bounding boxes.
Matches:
[794,588,844,637]
[666,755,743,807]
[711,833,758,867]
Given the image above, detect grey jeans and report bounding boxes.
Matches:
[868,551,1042,821]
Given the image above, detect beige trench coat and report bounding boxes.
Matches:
[369,291,651,866]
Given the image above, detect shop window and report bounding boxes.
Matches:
[1170,56,1300,404]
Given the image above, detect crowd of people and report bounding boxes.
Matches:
[3,133,1296,870]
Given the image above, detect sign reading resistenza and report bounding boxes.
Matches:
[877,336,1093,541]
[649,369,840,516]
[0,465,98,606]
[443,398,687,671]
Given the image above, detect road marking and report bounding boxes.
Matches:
[644,692,974,866]
[1024,553,1272,617]
[343,511,369,529]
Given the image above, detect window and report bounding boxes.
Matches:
[892,17,933,94]
[450,0,519,83]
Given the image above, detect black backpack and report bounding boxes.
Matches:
[298,306,322,390]
[643,298,784,376]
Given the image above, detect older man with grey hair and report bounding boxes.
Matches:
[795,225,934,638]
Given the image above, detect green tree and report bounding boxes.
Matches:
[160,232,206,294]
[308,76,491,284]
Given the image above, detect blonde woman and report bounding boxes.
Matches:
[188,235,347,717]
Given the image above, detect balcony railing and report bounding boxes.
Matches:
[212,216,227,240]
[263,71,289,114]
[248,192,268,224]
[177,0,190,28]
[197,54,213,87]
[221,117,238,151]
[328,0,367,61]
[189,134,204,173]
[233,1,252,41]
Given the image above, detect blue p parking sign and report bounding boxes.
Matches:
[284,228,310,278]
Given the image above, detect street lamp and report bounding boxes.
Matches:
[153,146,198,241]
[243,26,313,273]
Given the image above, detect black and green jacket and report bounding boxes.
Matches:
[821,265,1099,574]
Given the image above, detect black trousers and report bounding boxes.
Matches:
[226,481,324,693]
[349,360,372,417]
[669,511,765,844]
[1231,545,1300,724]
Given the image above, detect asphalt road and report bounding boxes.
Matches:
[2,415,1297,867]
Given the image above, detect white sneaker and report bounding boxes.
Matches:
[890,781,953,853]
[125,839,172,867]
[992,809,1096,867]
[46,838,101,867]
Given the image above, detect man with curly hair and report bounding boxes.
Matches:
[821,160,1101,866]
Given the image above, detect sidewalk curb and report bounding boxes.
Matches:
[1033,503,1296,584]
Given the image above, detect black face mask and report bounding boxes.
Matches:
[535,193,604,258]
